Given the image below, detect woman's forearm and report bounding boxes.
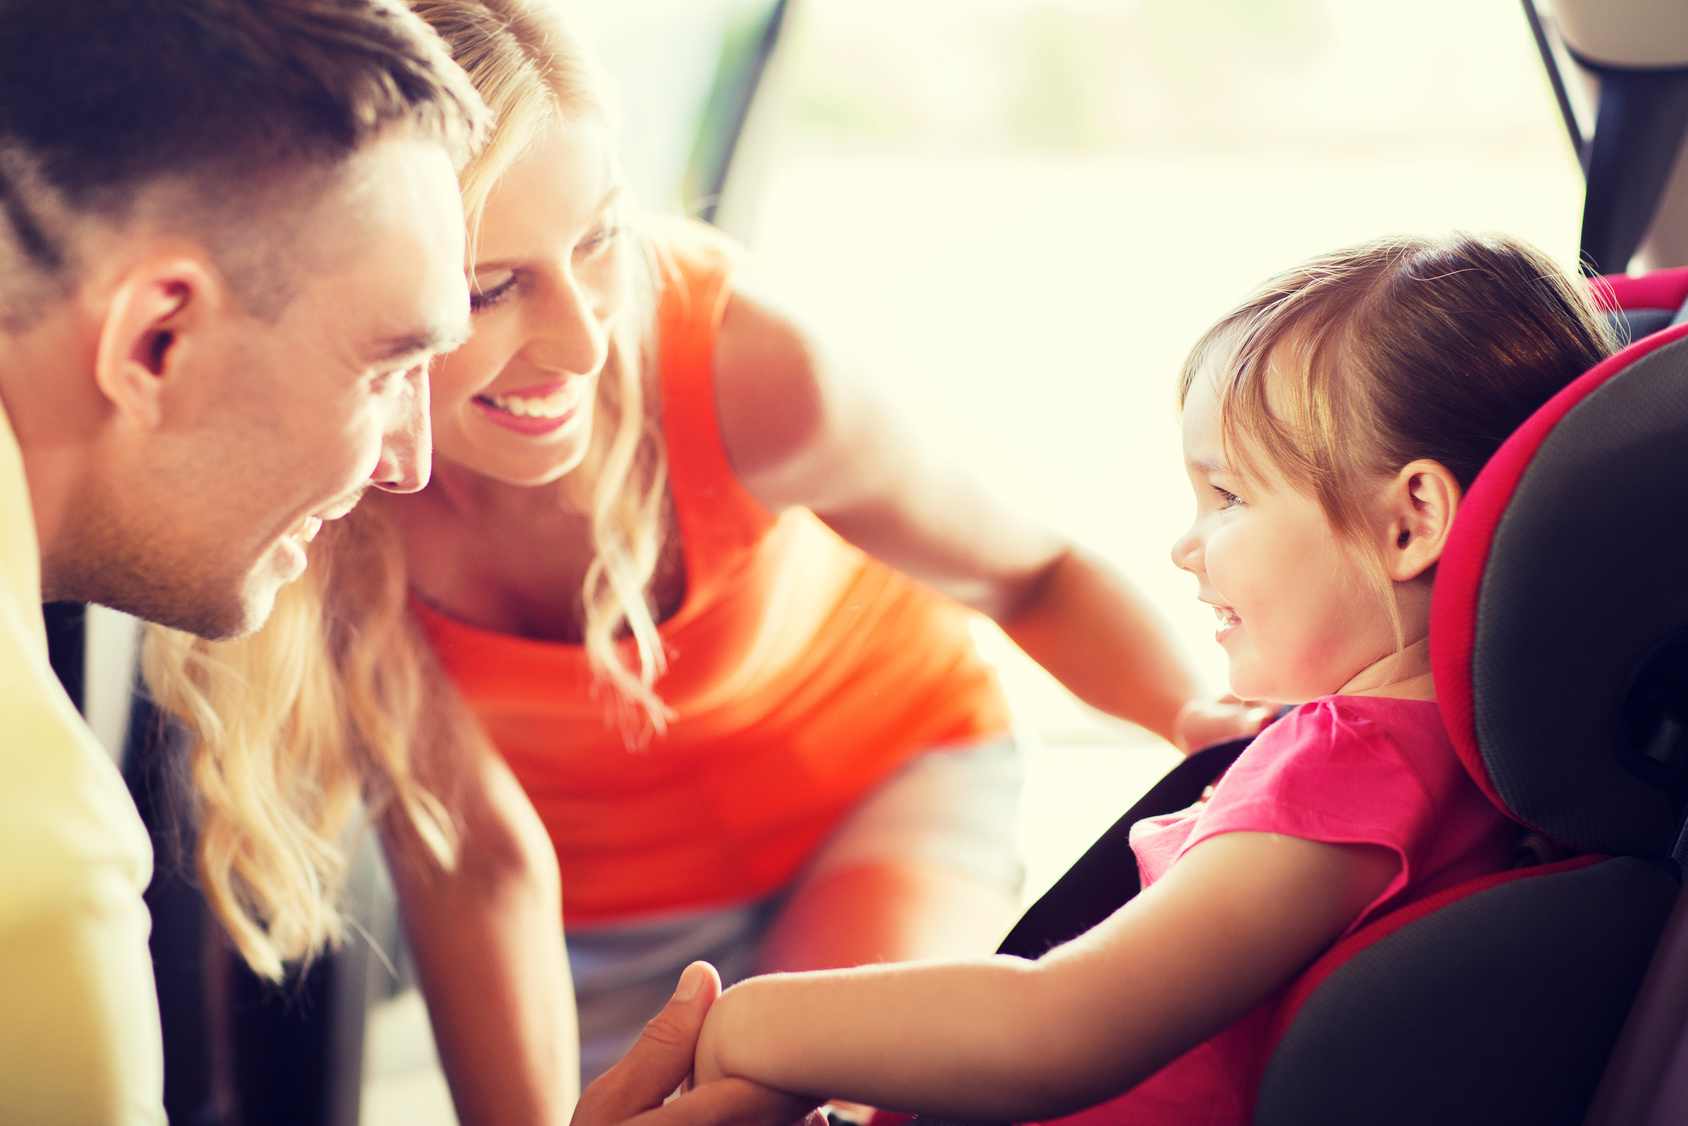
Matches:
[382,753,579,1125]
[1001,545,1202,745]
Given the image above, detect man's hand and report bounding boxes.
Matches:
[571,962,822,1126]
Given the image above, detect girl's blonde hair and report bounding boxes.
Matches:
[1178,232,1617,645]
[144,0,671,978]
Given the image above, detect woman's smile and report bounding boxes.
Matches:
[472,377,593,435]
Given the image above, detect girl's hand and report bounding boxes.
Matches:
[1172,697,1274,754]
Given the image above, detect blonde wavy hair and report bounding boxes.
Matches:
[144,0,673,978]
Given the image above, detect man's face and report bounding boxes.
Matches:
[73,135,469,638]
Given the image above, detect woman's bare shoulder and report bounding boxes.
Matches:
[711,286,833,499]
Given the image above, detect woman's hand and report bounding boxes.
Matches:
[1172,697,1275,754]
[573,962,821,1126]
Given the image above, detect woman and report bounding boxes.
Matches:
[146,2,1258,1121]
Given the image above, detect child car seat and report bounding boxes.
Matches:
[986,270,1688,1126]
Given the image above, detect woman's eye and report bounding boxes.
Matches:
[470,272,518,312]
[577,222,620,257]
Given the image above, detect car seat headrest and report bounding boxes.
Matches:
[1432,324,1688,857]
[1594,266,1688,344]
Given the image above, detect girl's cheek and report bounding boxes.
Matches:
[1204,524,1242,582]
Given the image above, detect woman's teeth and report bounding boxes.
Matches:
[483,384,583,419]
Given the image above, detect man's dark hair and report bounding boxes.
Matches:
[0,0,487,324]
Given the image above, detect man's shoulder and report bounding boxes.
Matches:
[0,593,151,930]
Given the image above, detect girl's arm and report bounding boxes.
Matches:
[380,729,578,1126]
[712,289,1245,749]
[693,831,1398,1122]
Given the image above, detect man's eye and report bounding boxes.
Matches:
[374,365,417,395]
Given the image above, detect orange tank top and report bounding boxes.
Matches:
[414,216,1012,925]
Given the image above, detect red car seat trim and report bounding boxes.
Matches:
[1430,323,1688,825]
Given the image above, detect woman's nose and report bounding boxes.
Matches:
[527,272,609,377]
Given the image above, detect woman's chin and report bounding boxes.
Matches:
[436,436,592,491]
[482,456,586,490]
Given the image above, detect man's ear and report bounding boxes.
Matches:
[93,255,225,429]
[1381,458,1461,582]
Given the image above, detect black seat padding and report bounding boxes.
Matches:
[1255,858,1677,1126]
[997,737,1248,960]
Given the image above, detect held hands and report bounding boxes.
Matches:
[571,961,821,1126]
[1172,697,1275,754]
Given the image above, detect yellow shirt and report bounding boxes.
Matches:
[0,401,163,1124]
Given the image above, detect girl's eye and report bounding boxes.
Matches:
[1214,486,1242,509]
[470,271,518,312]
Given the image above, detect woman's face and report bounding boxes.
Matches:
[430,118,629,487]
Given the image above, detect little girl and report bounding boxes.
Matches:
[679,232,1618,1126]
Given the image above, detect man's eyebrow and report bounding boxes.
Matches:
[371,322,472,364]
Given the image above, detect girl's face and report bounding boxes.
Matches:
[1171,373,1396,703]
[430,118,629,488]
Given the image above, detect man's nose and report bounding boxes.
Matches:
[371,368,433,494]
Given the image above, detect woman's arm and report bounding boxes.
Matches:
[693,831,1398,1122]
[712,289,1237,748]
[381,727,578,1126]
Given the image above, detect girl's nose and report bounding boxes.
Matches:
[1170,524,1203,573]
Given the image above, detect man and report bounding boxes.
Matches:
[0,2,482,1120]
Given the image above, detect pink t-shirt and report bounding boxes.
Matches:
[1031,695,1517,1126]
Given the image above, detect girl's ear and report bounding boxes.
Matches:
[1381,458,1461,582]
